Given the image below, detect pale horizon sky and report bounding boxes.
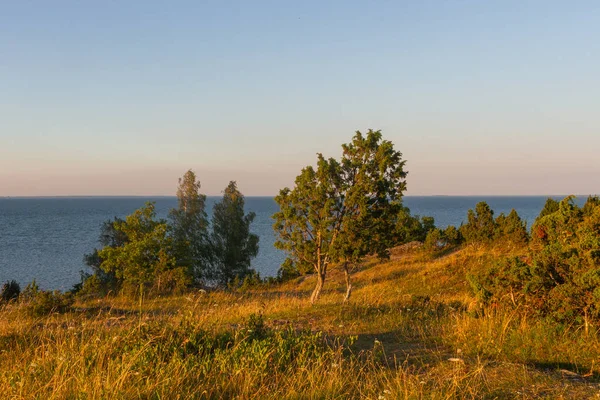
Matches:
[1,1,599,197]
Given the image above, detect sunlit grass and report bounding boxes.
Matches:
[1,246,599,398]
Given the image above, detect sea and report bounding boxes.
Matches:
[0,195,588,291]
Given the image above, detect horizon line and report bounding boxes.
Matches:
[1,193,597,199]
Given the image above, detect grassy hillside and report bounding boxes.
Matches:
[1,245,599,399]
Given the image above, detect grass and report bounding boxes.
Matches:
[1,245,600,399]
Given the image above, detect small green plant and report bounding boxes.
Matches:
[245,313,270,340]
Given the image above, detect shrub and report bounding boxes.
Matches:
[423,225,463,252]
[1,280,20,302]
[153,266,192,296]
[21,280,40,301]
[469,196,600,323]
[423,228,445,251]
[26,290,74,317]
[495,209,529,246]
[460,202,496,244]
[536,198,560,222]
[443,225,463,246]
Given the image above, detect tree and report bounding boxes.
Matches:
[495,209,528,246]
[169,170,210,284]
[443,225,463,246]
[273,130,407,303]
[99,202,189,295]
[210,181,259,287]
[423,228,445,251]
[460,202,496,244]
[536,198,560,223]
[394,209,436,244]
[81,217,128,294]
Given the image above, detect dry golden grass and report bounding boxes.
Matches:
[1,246,599,399]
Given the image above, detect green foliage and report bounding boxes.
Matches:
[277,258,305,281]
[582,195,600,217]
[273,130,407,302]
[466,273,491,304]
[423,228,445,251]
[536,198,560,223]
[1,280,20,302]
[25,289,73,317]
[81,217,127,294]
[169,170,210,284]
[495,209,529,246]
[443,225,463,246]
[210,181,259,287]
[470,196,600,323]
[244,313,269,340]
[76,273,104,298]
[423,225,464,252]
[460,202,496,244]
[98,202,187,295]
[21,280,40,301]
[394,208,436,243]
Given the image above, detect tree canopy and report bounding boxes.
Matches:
[98,202,190,295]
[210,181,259,287]
[273,130,407,303]
[169,169,210,284]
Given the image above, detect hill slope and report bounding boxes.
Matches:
[1,246,599,399]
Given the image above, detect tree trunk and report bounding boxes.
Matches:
[343,263,352,303]
[310,272,326,304]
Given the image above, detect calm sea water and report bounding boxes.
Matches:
[0,195,585,291]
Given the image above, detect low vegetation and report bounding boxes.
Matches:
[2,131,599,398]
[2,239,600,398]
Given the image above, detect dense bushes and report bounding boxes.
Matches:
[494,209,528,246]
[468,196,600,323]
[423,225,464,251]
[78,171,259,298]
[422,201,529,252]
[1,280,74,316]
[460,202,496,244]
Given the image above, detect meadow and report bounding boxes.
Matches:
[1,243,599,399]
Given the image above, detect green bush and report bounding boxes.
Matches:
[495,209,529,246]
[469,196,600,323]
[443,225,463,246]
[423,228,445,251]
[1,280,20,302]
[460,202,496,244]
[423,225,463,252]
[25,289,74,317]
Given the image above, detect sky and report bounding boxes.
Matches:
[1,1,599,196]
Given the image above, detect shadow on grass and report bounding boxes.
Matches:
[430,245,462,260]
[528,360,600,382]
[75,305,179,318]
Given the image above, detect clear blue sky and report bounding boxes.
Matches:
[1,1,599,196]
